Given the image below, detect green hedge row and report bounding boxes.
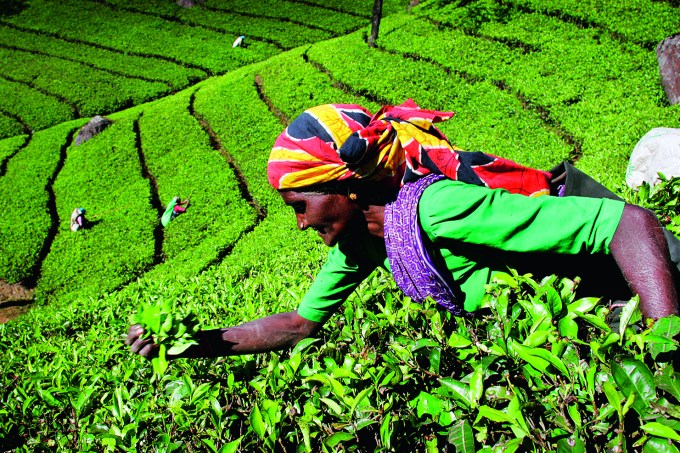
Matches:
[298,0,410,17]
[2,0,279,75]
[0,112,24,140]
[379,7,680,187]
[0,77,74,134]
[35,117,157,304]
[0,0,414,139]
[136,90,255,272]
[0,134,27,166]
[0,122,81,284]
[204,0,364,35]
[504,0,680,47]
[254,47,382,127]
[0,47,170,119]
[306,30,570,171]
[86,0,332,51]
[475,10,677,182]
[0,24,205,90]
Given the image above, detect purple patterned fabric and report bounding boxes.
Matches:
[384,174,465,315]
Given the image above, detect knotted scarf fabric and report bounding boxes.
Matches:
[268,100,552,196]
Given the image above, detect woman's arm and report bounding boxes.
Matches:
[610,204,679,319]
[126,311,322,359]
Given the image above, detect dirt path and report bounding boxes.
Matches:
[0,280,34,323]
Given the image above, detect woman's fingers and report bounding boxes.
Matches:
[126,324,158,358]
[125,324,143,343]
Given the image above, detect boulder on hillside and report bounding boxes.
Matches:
[75,115,113,146]
[176,0,204,8]
[657,33,680,105]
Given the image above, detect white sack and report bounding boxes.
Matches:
[626,127,680,188]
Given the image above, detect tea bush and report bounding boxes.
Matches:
[0,114,24,140]
[0,121,82,284]
[0,77,74,133]
[0,134,27,167]
[35,118,157,303]
[503,0,679,47]
[0,24,206,90]
[137,90,255,264]
[1,0,680,450]
[0,47,169,118]
[4,264,680,451]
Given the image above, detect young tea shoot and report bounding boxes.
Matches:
[130,299,200,376]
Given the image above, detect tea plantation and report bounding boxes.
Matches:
[1,0,680,451]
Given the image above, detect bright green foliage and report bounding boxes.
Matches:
[3,0,680,450]
[35,117,157,303]
[204,0,362,34]
[130,299,200,376]
[0,122,81,284]
[0,24,206,90]
[0,77,74,133]
[620,174,680,236]
[298,0,408,17]
[503,0,679,47]
[1,0,278,75]
[0,47,169,118]
[137,90,255,270]
[0,114,24,140]
[0,134,27,165]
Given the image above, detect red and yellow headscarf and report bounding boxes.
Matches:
[267,100,551,196]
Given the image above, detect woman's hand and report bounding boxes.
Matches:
[124,312,322,359]
[125,324,160,359]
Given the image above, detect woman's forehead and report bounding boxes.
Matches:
[279,190,338,205]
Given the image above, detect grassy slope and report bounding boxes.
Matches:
[0,0,679,450]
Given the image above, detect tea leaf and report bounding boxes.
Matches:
[658,366,680,401]
[448,419,475,453]
[611,358,656,416]
[641,422,680,441]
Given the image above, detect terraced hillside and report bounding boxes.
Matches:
[0,0,406,138]
[1,0,679,451]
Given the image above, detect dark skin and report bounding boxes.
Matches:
[126,191,679,360]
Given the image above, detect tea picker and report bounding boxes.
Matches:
[161,196,190,227]
[127,100,679,361]
[70,207,87,232]
[232,35,245,48]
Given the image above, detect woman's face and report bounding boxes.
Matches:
[279,190,365,247]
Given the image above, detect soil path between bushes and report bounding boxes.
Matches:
[0,280,34,323]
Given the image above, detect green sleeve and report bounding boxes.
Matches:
[418,179,625,311]
[297,234,386,323]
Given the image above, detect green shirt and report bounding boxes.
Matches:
[297,179,625,323]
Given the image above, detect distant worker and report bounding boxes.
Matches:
[232,35,245,48]
[161,197,190,227]
[70,207,87,232]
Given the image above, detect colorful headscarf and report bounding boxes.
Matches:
[268,100,551,196]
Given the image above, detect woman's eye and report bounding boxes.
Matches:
[291,202,305,214]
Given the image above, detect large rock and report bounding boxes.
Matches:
[75,115,113,146]
[657,33,680,105]
[177,0,203,8]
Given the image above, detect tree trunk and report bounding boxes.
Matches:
[368,0,383,48]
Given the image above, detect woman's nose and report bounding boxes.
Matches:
[296,214,308,230]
